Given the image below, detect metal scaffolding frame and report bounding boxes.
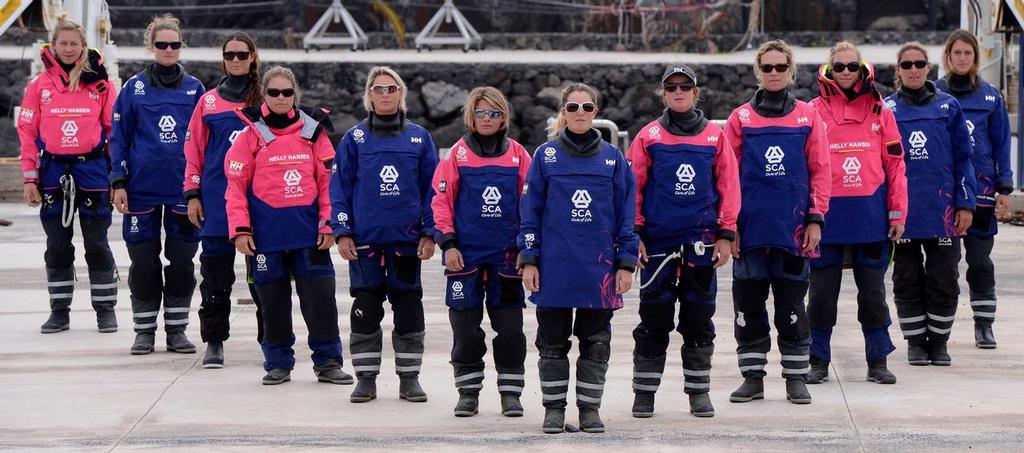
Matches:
[303,0,368,51]
[414,0,482,52]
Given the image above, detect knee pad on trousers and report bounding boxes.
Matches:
[632,318,671,359]
[580,330,611,363]
[350,288,386,334]
[389,290,425,335]
[771,278,811,340]
[536,339,571,360]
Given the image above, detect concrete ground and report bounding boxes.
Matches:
[0,200,1023,452]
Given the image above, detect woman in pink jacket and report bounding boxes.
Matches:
[224,66,352,386]
[807,41,908,385]
[18,14,118,335]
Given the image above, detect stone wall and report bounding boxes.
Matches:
[0,58,928,158]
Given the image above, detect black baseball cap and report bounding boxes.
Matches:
[662,65,698,85]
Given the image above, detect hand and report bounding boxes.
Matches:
[522,264,540,292]
[336,236,357,260]
[802,223,822,254]
[417,236,435,260]
[111,188,128,214]
[888,224,905,241]
[731,233,741,258]
[615,269,632,294]
[187,198,204,228]
[712,238,732,269]
[445,247,465,271]
[233,234,255,256]
[23,183,40,207]
[317,232,334,250]
[955,209,973,236]
[637,240,648,270]
[996,194,1011,221]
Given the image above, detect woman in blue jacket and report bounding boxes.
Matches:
[331,66,438,404]
[109,15,205,355]
[518,83,639,434]
[937,30,1013,349]
[886,42,975,367]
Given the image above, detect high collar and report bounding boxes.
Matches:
[367,111,405,137]
[261,103,300,129]
[145,62,184,89]
[946,73,977,98]
[217,74,252,103]
[751,88,796,118]
[897,80,938,106]
[465,130,509,158]
[557,127,603,157]
[40,45,108,89]
[658,107,708,136]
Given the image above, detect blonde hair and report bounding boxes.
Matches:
[143,14,183,52]
[942,30,980,85]
[362,66,408,113]
[828,41,862,66]
[754,39,796,87]
[262,66,300,108]
[547,83,599,139]
[49,13,92,91]
[462,86,511,133]
[894,41,930,88]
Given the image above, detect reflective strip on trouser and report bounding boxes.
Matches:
[46,267,76,312]
[128,240,163,333]
[453,366,485,394]
[964,235,997,325]
[496,367,525,396]
[349,329,383,378]
[538,357,570,409]
[88,268,118,311]
[632,354,666,394]
[162,238,198,333]
[736,336,770,379]
[393,330,425,377]
[576,357,608,409]
[778,337,811,382]
[682,344,713,394]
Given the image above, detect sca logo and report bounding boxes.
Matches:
[255,254,268,272]
[764,146,786,175]
[570,189,593,223]
[841,156,862,186]
[158,115,178,143]
[451,281,464,300]
[674,163,696,195]
[129,216,139,233]
[60,120,79,147]
[133,80,145,95]
[481,186,502,218]
[204,94,216,110]
[379,165,400,196]
[907,131,928,159]
[337,212,348,223]
[543,147,557,163]
[283,169,303,198]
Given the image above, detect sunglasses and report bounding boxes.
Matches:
[664,83,695,93]
[223,51,251,61]
[154,41,182,50]
[899,60,928,70]
[831,61,861,73]
[760,63,790,73]
[371,84,400,95]
[564,102,596,113]
[474,109,503,119]
[265,88,295,98]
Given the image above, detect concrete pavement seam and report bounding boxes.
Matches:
[832,361,867,453]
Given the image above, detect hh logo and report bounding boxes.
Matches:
[255,254,268,272]
[985,95,996,102]
[941,103,950,110]
[707,135,719,143]
[229,160,244,172]
[966,120,975,135]
[158,115,176,132]
[283,169,302,186]
[605,159,616,166]
[872,123,880,132]
[543,147,557,162]
[411,136,422,144]
[438,180,447,192]
[676,163,696,183]
[571,189,592,209]
[481,186,502,205]
[186,89,197,95]
[842,156,862,175]
[133,80,145,95]
[797,117,808,124]
[380,165,399,183]
[765,146,784,164]
[908,131,927,148]
[61,120,78,137]
[228,129,243,144]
